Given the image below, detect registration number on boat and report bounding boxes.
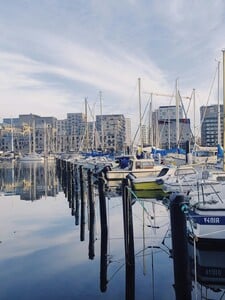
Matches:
[203,217,220,224]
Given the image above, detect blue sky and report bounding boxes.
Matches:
[0,0,224,135]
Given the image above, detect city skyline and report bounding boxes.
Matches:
[0,1,224,136]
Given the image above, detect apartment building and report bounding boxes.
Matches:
[96,114,126,153]
[157,106,192,149]
[200,104,223,146]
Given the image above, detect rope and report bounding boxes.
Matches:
[200,66,218,129]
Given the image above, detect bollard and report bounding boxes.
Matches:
[170,193,191,300]
[87,169,95,260]
[98,172,108,292]
[122,178,135,300]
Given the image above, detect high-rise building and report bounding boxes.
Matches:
[96,114,126,153]
[200,104,223,146]
[157,105,192,149]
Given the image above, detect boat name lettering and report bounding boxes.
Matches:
[205,268,222,277]
[203,217,220,224]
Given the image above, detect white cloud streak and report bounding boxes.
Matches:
[0,0,224,133]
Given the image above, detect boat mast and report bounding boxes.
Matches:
[100,91,103,151]
[32,119,36,154]
[138,78,143,149]
[222,50,225,171]
[175,79,180,148]
[148,93,153,147]
[193,88,196,146]
[217,60,221,145]
[85,97,88,152]
[11,118,14,152]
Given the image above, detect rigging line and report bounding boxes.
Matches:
[200,66,218,129]
[108,244,151,283]
[158,88,176,145]
[131,96,151,148]
[127,187,156,227]
[87,101,95,121]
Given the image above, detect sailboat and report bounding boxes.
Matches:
[19,120,44,163]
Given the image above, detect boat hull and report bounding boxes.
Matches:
[188,205,225,245]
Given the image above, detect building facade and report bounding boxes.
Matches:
[200,104,224,146]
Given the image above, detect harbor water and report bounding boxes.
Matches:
[0,160,224,300]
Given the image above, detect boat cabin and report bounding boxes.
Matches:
[128,158,155,171]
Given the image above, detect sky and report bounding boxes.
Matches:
[0,0,224,136]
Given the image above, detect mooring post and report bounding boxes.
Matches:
[122,178,135,300]
[170,193,191,300]
[71,163,75,216]
[87,169,95,260]
[79,165,85,242]
[98,171,108,292]
[67,161,72,205]
[74,164,80,226]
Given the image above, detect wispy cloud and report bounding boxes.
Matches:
[0,0,224,131]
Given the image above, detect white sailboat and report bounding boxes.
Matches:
[186,50,225,247]
[19,119,44,163]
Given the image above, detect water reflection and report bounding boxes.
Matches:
[188,240,225,299]
[1,160,225,299]
[0,160,59,200]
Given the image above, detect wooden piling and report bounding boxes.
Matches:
[170,193,191,300]
[87,169,95,260]
[79,165,85,241]
[98,171,108,292]
[122,178,135,300]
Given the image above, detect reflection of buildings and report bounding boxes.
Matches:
[0,161,60,200]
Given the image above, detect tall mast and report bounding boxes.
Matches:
[99,91,103,150]
[32,118,36,153]
[149,93,153,147]
[193,88,196,145]
[85,97,88,151]
[217,60,221,145]
[138,78,143,148]
[222,50,225,171]
[175,79,180,148]
[11,118,14,152]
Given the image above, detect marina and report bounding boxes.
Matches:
[0,158,225,300]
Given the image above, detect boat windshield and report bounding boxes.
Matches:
[157,167,169,177]
[175,168,197,176]
[194,151,217,157]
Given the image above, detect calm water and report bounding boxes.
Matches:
[0,160,224,300]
